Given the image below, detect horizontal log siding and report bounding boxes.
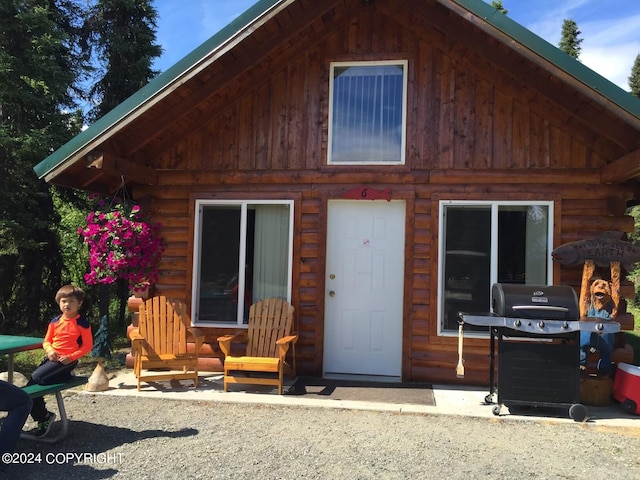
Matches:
[144,181,634,384]
[140,6,636,384]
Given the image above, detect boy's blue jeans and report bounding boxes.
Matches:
[27,358,77,422]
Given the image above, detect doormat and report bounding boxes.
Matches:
[287,377,435,406]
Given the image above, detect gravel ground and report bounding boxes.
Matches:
[3,392,640,479]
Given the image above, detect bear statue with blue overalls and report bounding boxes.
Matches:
[580,278,616,375]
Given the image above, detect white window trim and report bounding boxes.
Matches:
[191,199,294,327]
[327,60,408,166]
[436,200,555,338]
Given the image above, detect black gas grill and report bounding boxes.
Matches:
[492,283,580,320]
[460,283,620,421]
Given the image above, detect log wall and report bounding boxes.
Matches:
[132,6,636,385]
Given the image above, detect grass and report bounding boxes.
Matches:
[0,336,130,378]
[623,303,640,365]
[625,332,640,365]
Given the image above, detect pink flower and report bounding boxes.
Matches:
[80,200,166,292]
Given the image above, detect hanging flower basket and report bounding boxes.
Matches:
[78,198,166,293]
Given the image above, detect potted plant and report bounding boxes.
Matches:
[78,199,166,295]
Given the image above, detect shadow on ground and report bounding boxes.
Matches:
[7,420,198,479]
[286,377,436,406]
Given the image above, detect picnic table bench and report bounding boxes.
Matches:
[20,376,88,443]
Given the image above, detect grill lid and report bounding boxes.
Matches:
[491,283,579,320]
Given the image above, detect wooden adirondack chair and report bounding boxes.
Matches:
[129,296,204,391]
[217,297,297,394]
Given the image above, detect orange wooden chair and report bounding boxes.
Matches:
[217,297,297,394]
[129,296,204,391]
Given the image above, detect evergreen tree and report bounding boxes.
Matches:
[628,55,640,306]
[0,0,89,331]
[91,315,112,358]
[630,53,640,97]
[51,189,91,288]
[491,0,508,15]
[558,19,583,60]
[82,0,162,328]
[86,0,162,121]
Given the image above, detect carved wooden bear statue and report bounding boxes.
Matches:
[580,277,616,375]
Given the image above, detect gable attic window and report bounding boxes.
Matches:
[191,200,294,326]
[328,60,407,165]
[437,201,554,336]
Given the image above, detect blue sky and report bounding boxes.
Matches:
[152,0,640,92]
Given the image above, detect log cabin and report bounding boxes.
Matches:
[34,0,640,385]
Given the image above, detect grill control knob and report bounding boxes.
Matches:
[514,319,521,327]
[537,321,545,329]
[596,323,604,331]
[562,322,569,329]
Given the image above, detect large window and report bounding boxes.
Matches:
[328,60,407,165]
[191,200,294,325]
[438,201,553,334]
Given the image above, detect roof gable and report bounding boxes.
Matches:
[34,0,640,188]
[454,0,640,122]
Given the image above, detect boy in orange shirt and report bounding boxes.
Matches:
[27,285,93,437]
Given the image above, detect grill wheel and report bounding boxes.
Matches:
[569,403,588,422]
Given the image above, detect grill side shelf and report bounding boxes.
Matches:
[459,314,620,335]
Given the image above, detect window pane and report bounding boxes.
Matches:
[251,204,290,305]
[195,201,292,325]
[197,206,241,323]
[331,64,404,164]
[498,205,549,284]
[442,206,491,332]
[440,202,552,334]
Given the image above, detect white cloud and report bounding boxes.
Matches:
[509,2,640,91]
[581,44,639,92]
[579,14,640,90]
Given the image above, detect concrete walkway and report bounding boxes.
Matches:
[82,370,640,429]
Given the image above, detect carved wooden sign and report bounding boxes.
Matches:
[551,231,640,271]
[342,186,392,201]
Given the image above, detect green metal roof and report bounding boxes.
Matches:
[454,0,640,118]
[34,0,640,180]
[33,0,285,180]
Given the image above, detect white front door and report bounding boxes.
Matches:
[324,200,405,378]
